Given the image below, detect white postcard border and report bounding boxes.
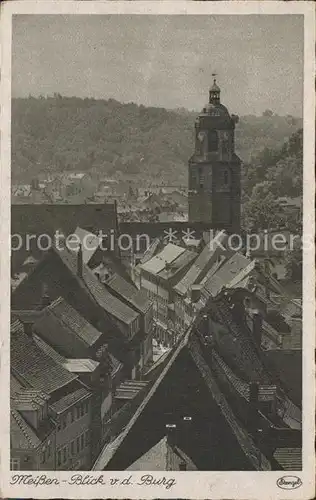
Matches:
[0,1,315,499]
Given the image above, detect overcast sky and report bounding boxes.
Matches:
[12,14,303,116]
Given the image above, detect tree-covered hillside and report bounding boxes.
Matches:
[12,96,302,184]
[241,128,303,232]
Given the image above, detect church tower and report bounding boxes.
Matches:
[188,79,241,232]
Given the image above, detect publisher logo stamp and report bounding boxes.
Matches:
[276,476,302,490]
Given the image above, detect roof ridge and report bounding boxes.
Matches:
[47,296,64,310]
[48,304,91,347]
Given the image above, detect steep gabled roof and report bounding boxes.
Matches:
[93,316,271,471]
[174,231,229,296]
[55,247,139,326]
[33,333,121,380]
[71,226,101,264]
[105,273,151,314]
[140,243,197,281]
[34,297,103,349]
[204,253,251,297]
[11,320,77,394]
[273,447,302,470]
[127,436,198,471]
[92,331,189,470]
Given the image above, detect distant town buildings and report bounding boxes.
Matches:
[12,173,189,223]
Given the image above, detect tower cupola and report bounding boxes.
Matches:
[209,78,221,105]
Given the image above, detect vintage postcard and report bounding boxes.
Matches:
[0,1,315,498]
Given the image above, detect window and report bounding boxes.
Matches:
[71,440,75,456]
[222,140,229,156]
[208,130,219,152]
[80,434,85,450]
[63,446,67,463]
[40,452,45,464]
[47,443,51,458]
[57,450,62,467]
[10,458,20,470]
[70,408,74,423]
[76,436,80,453]
[198,167,204,189]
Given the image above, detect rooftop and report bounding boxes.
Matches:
[174,231,229,296]
[34,297,103,349]
[11,320,77,394]
[127,436,198,471]
[273,447,302,470]
[141,243,196,280]
[70,226,101,264]
[63,358,100,373]
[11,409,41,450]
[204,253,251,297]
[115,380,149,401]
[93,316,271,471]
[55,247,139,326]
[11,389,50,412]
[105,273,150,314]
[33,331,121,380]
[50,387,91,415]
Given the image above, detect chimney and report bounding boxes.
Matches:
[77,244,83,278]
[191,284,202,303]
[165,423,177,448]
[252,311,263,346]
[41,293,51,308]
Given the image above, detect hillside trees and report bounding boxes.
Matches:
[12,95,302,185]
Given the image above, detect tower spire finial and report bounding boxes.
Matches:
[209,74,220,104]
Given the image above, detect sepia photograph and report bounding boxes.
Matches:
[0,1,315,499]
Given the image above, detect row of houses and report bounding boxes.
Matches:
[88,232,302,471]
[136,232,302,358]
[10,227,155,471]
[10,204,302,472]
